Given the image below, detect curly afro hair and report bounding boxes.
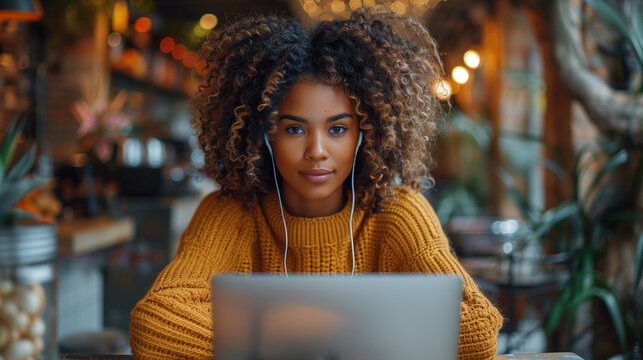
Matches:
[192,7,447,212]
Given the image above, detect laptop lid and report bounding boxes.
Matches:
[211,274,462,360]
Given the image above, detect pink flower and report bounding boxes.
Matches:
[71,91,131,163]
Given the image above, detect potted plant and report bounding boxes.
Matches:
[499,137,642,359]
[0,119,59,359]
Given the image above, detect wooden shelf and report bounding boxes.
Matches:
[57,217,135,256]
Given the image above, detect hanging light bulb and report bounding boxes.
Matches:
[199,13,218,30]
[463,49,481,69]
[432,79,452,100]
[451,66,469,85]
[112,0,128,33]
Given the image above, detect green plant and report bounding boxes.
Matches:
[582,0,643,70]
[500,138,642,356]
[0,120,50,226]
[435,110,492,224]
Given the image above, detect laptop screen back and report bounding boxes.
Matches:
[212,274,462,360]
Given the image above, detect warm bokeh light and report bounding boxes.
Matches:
[160,37,174,53]
[451,66,470,84]
[172,44,187,60]
[112,0,128,33]
[134,17,152,32]
[183,51,198,68]
[193,23,209,37]
[463,50,481,69]
[364,0,376,7]
[433,79,452,100]
[199,13,218,30]
[107,32,122,48]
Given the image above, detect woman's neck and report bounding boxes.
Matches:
[281,186,347,218]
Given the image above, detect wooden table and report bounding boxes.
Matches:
[57,216,134,256]
[61,353,584,359]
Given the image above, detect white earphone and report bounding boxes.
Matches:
[264,130,363,276]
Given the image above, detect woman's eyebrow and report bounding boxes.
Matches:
[278,113,353,123]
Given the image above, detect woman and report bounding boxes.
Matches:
[130,7,503,359]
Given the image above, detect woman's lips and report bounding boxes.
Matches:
[300,170,334,183]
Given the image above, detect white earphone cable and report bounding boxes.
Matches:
[349,148,358,276]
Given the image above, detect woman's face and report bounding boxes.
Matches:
[270,77,360,216]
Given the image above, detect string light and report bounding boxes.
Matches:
[199,13,218,30]
[107,32,122,48]
[291,0,441,23]
[183,51,198,68]
[463,50,481,69]
[160,37,175,53]
[172,44,187,61]
[112,0,128,33]
[134,17,152,32]
[433,79,452,100]
[451,66,469,85]
[193,23,208,37]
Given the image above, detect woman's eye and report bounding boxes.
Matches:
[329,126,347,135]
[286,126,304,135]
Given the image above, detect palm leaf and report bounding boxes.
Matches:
[567,287,627,353]
[0,177,50,217]
[628,1,643,68]
[531,202,579,240]
[545,283,574,334]
[583,0,643,67]
[6,145,36,182]
[583,149,628,207]
[0,119,24,182]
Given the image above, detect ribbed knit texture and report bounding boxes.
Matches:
[130,187,503,359]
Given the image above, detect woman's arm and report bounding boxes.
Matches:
[385,188,504,360]
[408,240,504,360]
[129,192,255,359]
[129,247,216,359]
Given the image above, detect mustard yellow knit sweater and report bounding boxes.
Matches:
[130,187,503,359]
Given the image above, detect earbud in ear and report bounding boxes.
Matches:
[264,133,273,156]
[357,131,363,148]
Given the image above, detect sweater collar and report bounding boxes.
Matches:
[260,190,366,248]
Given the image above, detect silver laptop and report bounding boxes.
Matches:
[211,274,462,360]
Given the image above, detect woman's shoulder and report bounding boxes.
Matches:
[192,190,258,224]
[385,186,435,213]
[370,186,444,239]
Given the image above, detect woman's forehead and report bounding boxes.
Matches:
[278,78,354,119]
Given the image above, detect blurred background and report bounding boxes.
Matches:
[0,0,641,359]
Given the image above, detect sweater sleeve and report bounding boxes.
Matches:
[129,192,255,359]
[385,188,504,360]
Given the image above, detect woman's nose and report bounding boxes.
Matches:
[304,131,329,161]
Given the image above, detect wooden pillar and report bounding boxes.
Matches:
[526,5,573,209]
[482,0,508,210]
